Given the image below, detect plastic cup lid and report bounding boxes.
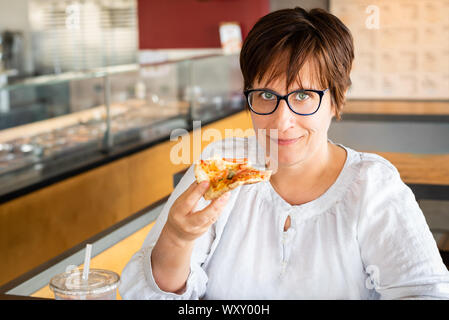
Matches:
[49,268,120,296]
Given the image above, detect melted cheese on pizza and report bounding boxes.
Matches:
[199,159,268,192]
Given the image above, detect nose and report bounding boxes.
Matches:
[271,99,295,132]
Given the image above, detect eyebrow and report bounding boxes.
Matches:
[252,86,314,93]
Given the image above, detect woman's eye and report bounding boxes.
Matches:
[295,92,309,101]
[261,92,275,100]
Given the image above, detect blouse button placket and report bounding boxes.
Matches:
[280,261,288,275]
[282,231,288,242]
[280,209,296,276]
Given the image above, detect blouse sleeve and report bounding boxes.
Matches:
[119,164,219,300]
[119,141,235,300]
[356,158,449,300]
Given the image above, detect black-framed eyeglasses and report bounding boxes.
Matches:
[244,88,329,116]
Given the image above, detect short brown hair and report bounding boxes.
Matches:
[240,7,354,120]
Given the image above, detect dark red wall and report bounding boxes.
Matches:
[137,0,270,49]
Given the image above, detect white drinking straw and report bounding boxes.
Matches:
[82,244,92,281]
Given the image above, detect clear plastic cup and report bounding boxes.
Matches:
[49,268,120,300]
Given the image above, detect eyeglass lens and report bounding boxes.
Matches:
[248,90,321,114]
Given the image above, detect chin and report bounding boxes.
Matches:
[272,146,307,168]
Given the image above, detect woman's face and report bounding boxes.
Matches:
[250,61,335,168]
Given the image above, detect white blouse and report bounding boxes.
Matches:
[119,137,449,300]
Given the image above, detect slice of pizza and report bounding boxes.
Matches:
[194,156,272,200]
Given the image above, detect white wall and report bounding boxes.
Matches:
[0,0,33,74]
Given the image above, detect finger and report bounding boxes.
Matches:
[191,191,230,226]
[177,180,205,203]
[177,181,199,200]
[182,180,210,212]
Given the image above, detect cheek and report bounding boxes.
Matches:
[250,113,269,131]
[309,99,334,134]
[291,117,324,138]
[309,114,331,132]
[321,93,335,121]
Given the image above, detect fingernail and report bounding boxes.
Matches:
[201,181,210,189]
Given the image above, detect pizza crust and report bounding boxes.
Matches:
[194,157,272,200]
[194,163,210,183]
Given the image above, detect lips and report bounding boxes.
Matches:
[270,136,303,146]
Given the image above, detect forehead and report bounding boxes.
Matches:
[252,51,325,91]
[253,63,312,90]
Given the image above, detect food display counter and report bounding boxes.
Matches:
[0,53,247,287]
[0,107,254,297]
[0,100,189,198]
[0,54,243,201]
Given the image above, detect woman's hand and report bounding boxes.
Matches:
[151,181,230,293]
[163,181,231,245]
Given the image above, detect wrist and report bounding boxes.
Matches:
[161,224,195,250]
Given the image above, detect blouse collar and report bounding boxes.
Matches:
[261,142,359,221]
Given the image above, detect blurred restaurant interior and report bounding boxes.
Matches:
[0,0,448,299]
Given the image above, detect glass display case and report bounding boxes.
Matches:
[186,54,244,122]
[0,53,245,199]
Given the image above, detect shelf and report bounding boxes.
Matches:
[0,64,138,91]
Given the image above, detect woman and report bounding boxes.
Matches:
[119,7,449,299]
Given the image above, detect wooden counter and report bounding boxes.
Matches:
[343,100,449,122]
[375,152,449,186]
[344,100,449,116]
